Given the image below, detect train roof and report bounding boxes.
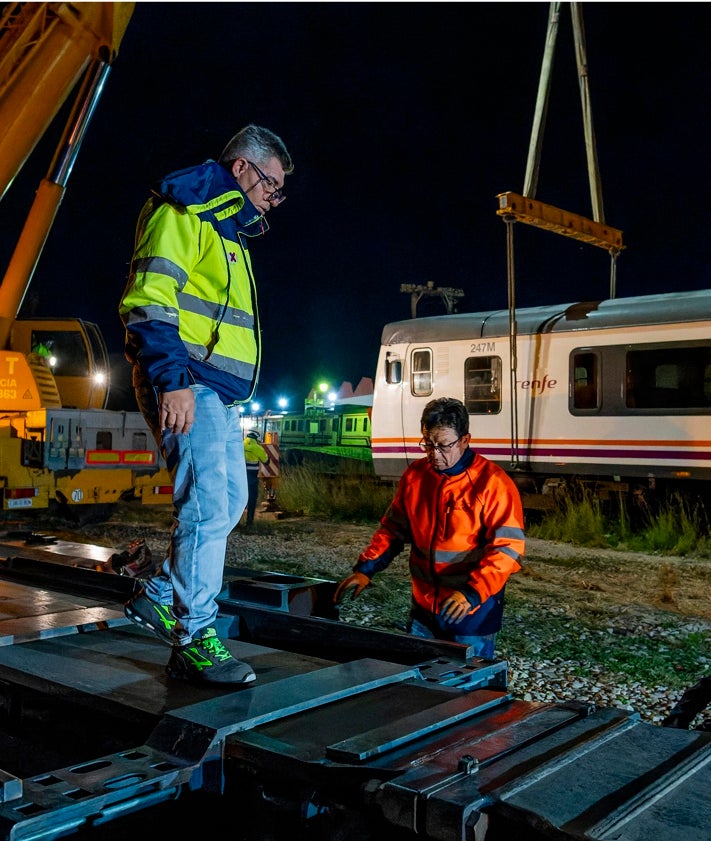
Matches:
[381,288,711,345]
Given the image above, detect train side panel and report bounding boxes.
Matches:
[371,290,711,497]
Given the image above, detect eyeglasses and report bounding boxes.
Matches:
[418,436,462,454]
[246,160,286,206]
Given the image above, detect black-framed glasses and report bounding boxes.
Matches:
[246,160,286,206]
[418,436,462,454]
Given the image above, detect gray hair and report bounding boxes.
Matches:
[219,124,294,174]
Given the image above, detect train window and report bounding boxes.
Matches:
[386,352,402,384]
[96,431,112,450]
[571,352,599,410]
[626,345,711,409]
[464,356,501,414]
[411,349,433,396]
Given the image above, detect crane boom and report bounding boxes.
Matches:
[0,2,133,408]
[0,2,132,200]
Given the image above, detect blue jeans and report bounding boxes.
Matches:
[408,618,497,659]
[138,384,247,643]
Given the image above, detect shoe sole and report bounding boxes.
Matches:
[124,603,174,646]
[166,662,257,685]
[166,668,257,686]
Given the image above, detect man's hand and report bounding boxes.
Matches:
[334,572,371,604]
[159,388,195,434]
[439,591,473,624]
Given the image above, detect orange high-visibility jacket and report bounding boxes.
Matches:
[355,450,525,635]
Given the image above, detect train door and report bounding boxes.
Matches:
[371,343,410,481]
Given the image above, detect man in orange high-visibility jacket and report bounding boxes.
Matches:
[335,397,525,658]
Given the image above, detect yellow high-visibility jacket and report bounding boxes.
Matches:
[119,160,269,404]
[244,437,269,474]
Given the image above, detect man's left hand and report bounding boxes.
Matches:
[439,591,472,624]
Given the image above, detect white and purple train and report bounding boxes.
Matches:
[370,288,711,509]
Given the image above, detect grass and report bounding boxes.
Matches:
[275,465,711,558]
[275,463,396,522]
[84,466,711,698]
[497,592,709,689]
[527,483,711,558]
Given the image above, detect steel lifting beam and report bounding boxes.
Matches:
[496,191,624,253]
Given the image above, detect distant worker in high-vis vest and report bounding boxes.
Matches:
[243,430,269,527]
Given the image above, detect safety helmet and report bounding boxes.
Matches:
[246,430,262,442]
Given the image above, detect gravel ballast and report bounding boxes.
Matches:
[86,514,711,730]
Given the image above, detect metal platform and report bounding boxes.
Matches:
[0,533,706,841]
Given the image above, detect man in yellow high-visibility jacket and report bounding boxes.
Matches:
[119,125,293,686]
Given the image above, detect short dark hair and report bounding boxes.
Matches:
[420,397,469,437]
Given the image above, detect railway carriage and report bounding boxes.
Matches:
[370,289,711,508]
[267,407,372,468]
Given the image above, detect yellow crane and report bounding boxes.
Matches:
[0,3,173,517]
[0,1,133,411]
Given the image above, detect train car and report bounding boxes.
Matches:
[1,407,172,517]
[371,289,711,509]
[268,406,372,469]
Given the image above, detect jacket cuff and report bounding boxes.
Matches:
[463,585,482,608]
[153,370,191,391]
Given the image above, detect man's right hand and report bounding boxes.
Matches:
[334,572,371,604]
[159,388,195,434]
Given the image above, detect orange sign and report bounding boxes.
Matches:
[259,443,280,478]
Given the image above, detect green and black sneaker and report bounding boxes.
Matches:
[124,591,177,645]
[166,628,257,685]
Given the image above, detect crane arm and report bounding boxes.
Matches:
[0,2,133,346]
[0,2,133,200]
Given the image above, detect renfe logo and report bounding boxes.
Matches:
[518,374,557,394]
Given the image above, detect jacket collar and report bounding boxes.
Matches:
[439,446,475,476]
[154,160,269,237]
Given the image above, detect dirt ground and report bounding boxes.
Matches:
[79,508,711,628]
[520,536,711,625]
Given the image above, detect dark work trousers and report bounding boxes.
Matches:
[245,467,260,525]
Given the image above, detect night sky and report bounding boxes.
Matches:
[1,2,709,412]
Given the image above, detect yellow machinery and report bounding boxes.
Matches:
[0,1,134,410]
[0,3,172,514]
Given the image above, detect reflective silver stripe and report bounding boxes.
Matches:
[177,292,254,329]
[433,548,485,565]
[183,342,256,379]
[437,572,471,589]
[124,304,179,325]
[497,544,522,561]
[497,526,526,540]
[133,256,189,288]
